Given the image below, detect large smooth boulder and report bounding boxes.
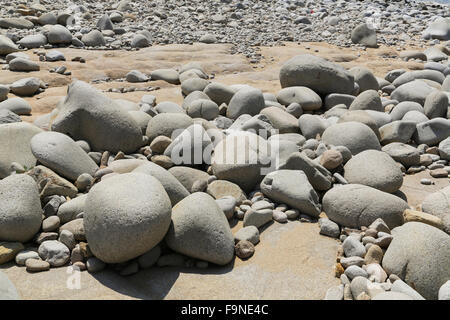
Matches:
[132,162,190,206]
[10,77,40,97]
[9,58,40,72]
[348,66,379,92]
[0,97,32,115]
[165,192,235,265]
[226,87,265,119]
[344,150,403,193]
[0,35,19,55]
[203,82,236,105]
[0,122,42,178]
[81,30,106,47]
[18,34,47,49]
[381,143,420,167]
[146,113,193,142]
[338,110,381,139]
[260,107,299,133]
[392,70,445,88]
[422,186,450,235]
[382,222,450,300]
[298,114,329,139]
[413,118,450,146]
[389,101,424,121]
[439,137,450,160]
[84,173,172,263]
[423,17,450,41]
[379,120,417,145]
[168,166,210,192]
[0,18,34,29]
[424,91,448,119]
[31,132,98,181]
[51,81,143,153]
[279,54,354,95]
[322,122,381,155]
[0,175,42,242]
[349,90,383,112]
[46,25,73,44]
[351,23,377,48]
[276,86,322,111]
[260,170,321,217]
[279,152,332,191]
[323,184,408,229]
[211,131,271,192]
[391,80,434,105]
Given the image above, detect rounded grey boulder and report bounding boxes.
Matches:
[84,173,172,263]
[276,86,322,111]
[226,87,265,119]
[211,131,271,192]
[165,192,235,265]
[46,25,73,44]
[81,30,106,47]
[421,186,450,235]
[323,184,408,229]
[344,150,403,193]
[146,113,193,142]
[279,54,354,95]
[260,170,321,217]
[382,222,450,300]
[349,90,383,112]
[322,122,381,155]
[0,122,42,178]
[51,81,143,154]
[0,174,42,242]
[351,23,377,48]
[31,132,98,181]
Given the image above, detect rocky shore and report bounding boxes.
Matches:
[0,0,449,301]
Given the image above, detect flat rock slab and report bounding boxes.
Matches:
[1,221,339,300]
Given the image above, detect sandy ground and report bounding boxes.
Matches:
[1,41,447,300]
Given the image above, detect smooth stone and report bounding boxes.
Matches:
[0,175,42,242]
[260,170,321,217]
[382,222,450,300]
[421,186,450,234]
[280,54,354,95]
[0,97,32,115]
[322,122,381,155]
[38,240,70,267]
[323,184,408,229]
[52,81,143,154]
[381,143,420,167]
[226,87,265,119]
[276,86,322,111]
[234,226,260,245]
[31,132,98,181]
[84,173,172,263]
[319,218,340,238]
[343,150,403,193]
[165,192,234,265]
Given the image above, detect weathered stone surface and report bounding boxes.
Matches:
[323,184,408,229]
[84,173,172,263]
[51,81,143,154]
[322,122,381,155]
[382,222,450,300]
[260,170,321,217]
[343,150,403,193]
[0,175,42,242]
[165,192,235,265]
[280,54,354,95]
